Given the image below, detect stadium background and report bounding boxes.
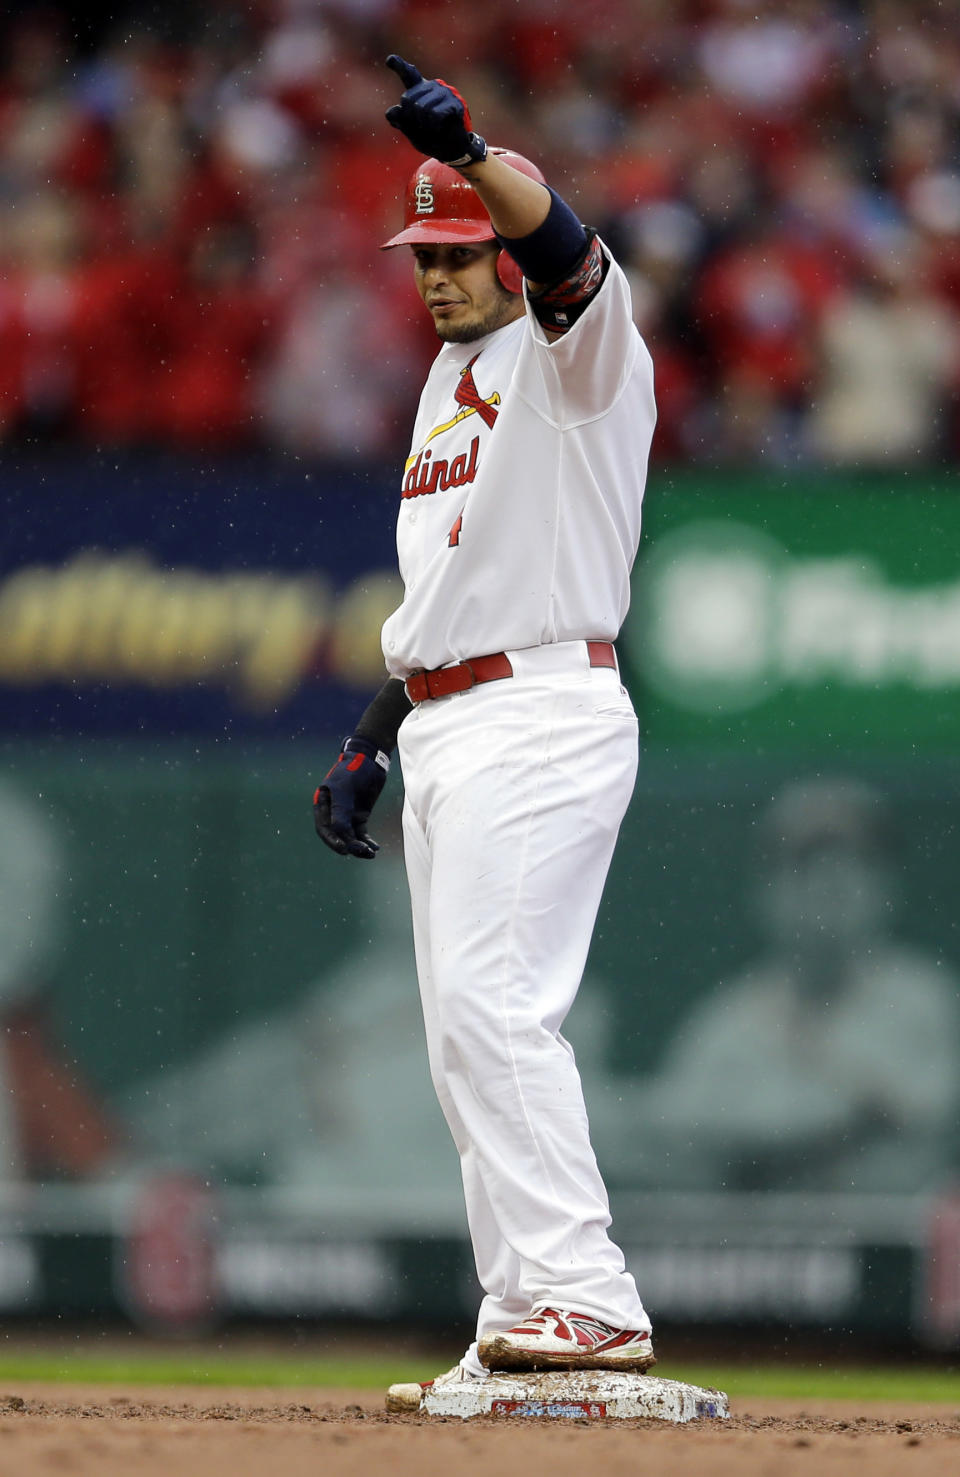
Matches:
[1,0,959,1361]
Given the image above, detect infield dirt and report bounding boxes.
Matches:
[0,1383,957,1476]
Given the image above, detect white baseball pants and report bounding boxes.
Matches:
[398,641,650,1365]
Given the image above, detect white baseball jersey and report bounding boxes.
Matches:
[381,248,656,677]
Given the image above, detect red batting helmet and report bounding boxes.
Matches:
[380,148,546,294]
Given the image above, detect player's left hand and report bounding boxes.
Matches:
[313,738,389,860]
[385,54,487,166]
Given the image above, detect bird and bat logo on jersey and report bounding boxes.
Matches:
[402,355,499,500]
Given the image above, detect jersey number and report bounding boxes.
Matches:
[448,512,463,548]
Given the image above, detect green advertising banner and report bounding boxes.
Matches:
[621,472,960,753]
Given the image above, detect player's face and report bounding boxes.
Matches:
[412,242,524,343]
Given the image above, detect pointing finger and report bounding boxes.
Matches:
[386,54,423,89]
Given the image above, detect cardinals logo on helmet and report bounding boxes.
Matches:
[414,177,435,215]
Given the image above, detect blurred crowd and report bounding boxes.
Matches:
[1,0,959,465]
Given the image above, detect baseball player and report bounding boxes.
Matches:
[314,55,657,1394]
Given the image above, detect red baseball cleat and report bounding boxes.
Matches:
[478,1307,656,1373]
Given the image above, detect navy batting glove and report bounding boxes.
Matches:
[313,737,389,861]
[385,54,487,167]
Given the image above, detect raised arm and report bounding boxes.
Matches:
[384,55,593,307]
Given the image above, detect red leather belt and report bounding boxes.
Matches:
[405,641,616,703]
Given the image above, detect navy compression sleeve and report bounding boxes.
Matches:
[494,188,586,287]
[495,190,609,334]
[353,676,412,754]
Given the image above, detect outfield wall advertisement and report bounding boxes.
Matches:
[5,462,960,751]
[0,453,401,737]
[1,462,958,1345]
[619,472,960,752]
